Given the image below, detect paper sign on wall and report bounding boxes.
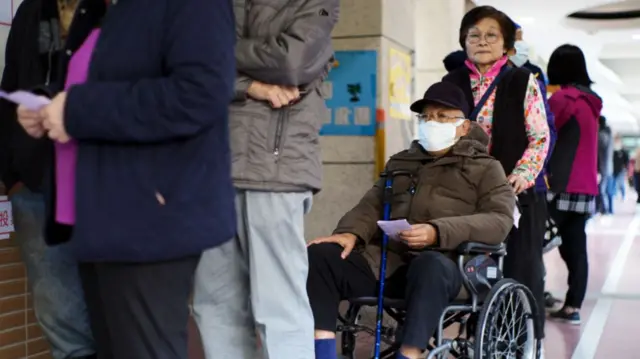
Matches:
[0,196,14,240]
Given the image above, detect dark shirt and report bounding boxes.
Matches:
[613,149,629,175]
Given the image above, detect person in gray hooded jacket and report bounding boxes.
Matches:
[192,0,339,358]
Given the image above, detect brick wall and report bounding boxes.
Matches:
[0,235,52,359]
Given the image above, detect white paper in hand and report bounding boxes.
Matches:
[0,90,51,111]
[513,204,522,228]
[377,219,412,240]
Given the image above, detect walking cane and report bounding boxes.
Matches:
[373,170,411,359]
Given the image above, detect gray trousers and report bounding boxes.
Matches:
[193,190,314,359]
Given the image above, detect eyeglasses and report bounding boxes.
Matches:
[466,32,501,45]
[416,113,466,123]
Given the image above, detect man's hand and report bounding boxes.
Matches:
[399,224,437,250]
[307,233,358,259]
[508,173,528,195]
[17,105,46,139]
[40,92,71,143]
[247,81,300,109]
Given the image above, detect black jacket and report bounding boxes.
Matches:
[613,149,629,175]
[0,0,64,192]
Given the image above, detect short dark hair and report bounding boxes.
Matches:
[458,6,516,52]
[443,50,467,72]
[599,115,607,128]
[547,44,593,87]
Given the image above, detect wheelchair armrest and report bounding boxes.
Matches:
[456,241,506,256]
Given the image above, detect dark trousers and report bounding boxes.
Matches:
[79,256,200,359]
[307,243,462,350]
[503,192,546,338]
[548,207,589,309]
[635,172,640,203]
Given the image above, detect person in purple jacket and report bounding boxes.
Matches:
[546,44,602,325]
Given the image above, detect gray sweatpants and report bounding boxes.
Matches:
[193,190,314,359]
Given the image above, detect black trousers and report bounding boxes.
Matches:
[635,172,640,203]
[307,243,462,350]
[78,255,200,359]
[548,207,589,309]
[503,192,546,339]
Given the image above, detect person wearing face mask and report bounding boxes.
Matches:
[508,22,562,309]
[305,81,515,359]
[442,6,550,341]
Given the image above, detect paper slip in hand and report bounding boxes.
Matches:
[513,204,522,228]
[0,90,51,111]
[377,219,412,240]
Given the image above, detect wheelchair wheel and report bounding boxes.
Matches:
[474,279,541,359]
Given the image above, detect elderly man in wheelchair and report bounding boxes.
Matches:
[307,82,541,359]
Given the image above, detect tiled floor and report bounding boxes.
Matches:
[187,197,640,359]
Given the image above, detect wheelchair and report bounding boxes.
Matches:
[336,241,542,359]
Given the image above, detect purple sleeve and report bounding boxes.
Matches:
[538,79,556,166]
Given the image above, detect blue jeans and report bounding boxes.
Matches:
[613,172,627,200]
[598,175,615,214]
[11,188,95,359]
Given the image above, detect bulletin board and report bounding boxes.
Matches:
[320,50,378,136]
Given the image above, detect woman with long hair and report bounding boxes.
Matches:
[546,44,602,324]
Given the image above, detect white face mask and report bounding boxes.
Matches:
[418,120,464,152]
[509,40,530,67]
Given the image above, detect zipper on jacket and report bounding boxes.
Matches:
[273,110,287,157]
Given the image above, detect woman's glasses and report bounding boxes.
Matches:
[466,32,501,45]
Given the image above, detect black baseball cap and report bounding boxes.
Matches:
[409,81,470,118]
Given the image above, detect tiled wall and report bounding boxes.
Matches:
[1,2,52,358]
[0,235,52,359]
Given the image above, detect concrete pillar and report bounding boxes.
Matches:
[304,0,416,239]
[414,0,466,105]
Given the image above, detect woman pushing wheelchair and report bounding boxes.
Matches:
[307,81,516,359]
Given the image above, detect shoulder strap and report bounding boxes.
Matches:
[469,66,511,122]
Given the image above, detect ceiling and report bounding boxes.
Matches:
[474,0,640,134]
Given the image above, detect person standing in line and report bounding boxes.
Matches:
[546,44,602,325]
[443,5,550,341]
[0,1,95,358]
[15,0,236,357]
[634,148,640,204]
[192,0,339,358]
[612,135,629,201]
[596,116,614,214]
[508,22,565,310]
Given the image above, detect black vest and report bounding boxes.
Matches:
[443,66,530,176]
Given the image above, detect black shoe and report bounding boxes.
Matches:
[543,292,561,309]
[549,308,581,325]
